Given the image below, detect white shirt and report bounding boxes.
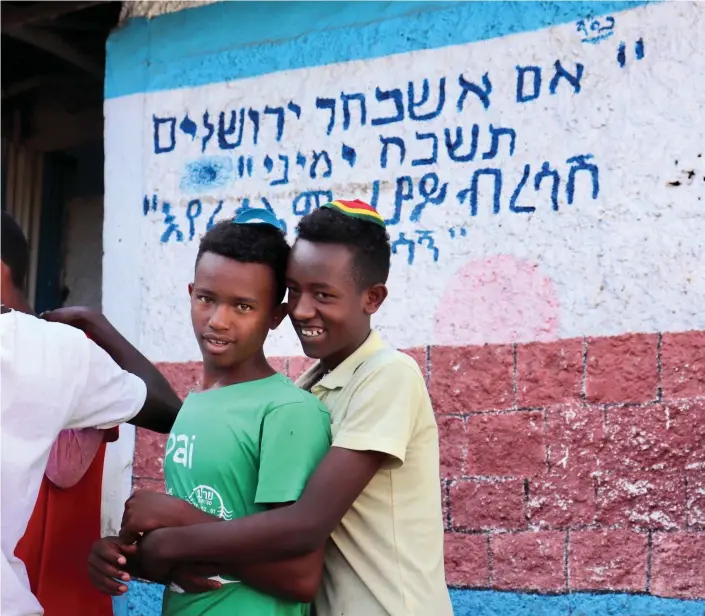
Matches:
[0,311,147,616]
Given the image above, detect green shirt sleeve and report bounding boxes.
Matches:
[255,399,331,505]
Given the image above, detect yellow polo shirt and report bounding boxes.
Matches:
[297,331,452,616]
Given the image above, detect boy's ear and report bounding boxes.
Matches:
[270,303,288,331]
[188,282,194,297]
[362,284,388,315]
[0,261,12,293]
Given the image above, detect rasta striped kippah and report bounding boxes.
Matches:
[321,199,385,228]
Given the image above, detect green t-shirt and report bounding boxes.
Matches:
[161,373,331,616]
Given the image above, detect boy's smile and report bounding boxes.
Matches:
[299,326,325,338]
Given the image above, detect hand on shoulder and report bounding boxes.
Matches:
[41,306,109,335]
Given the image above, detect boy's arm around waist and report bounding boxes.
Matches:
[175,502,324,602]
[129,362,421,572]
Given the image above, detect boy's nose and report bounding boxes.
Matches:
[290,294,316,322]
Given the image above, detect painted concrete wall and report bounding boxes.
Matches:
[63,196,103,310]
[62,194,136,539]
[104,2,705,614]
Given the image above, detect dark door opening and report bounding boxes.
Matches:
[2,1,121,312]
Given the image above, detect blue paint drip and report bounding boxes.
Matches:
[180,156,234,193]
[122,582,705,616]
[106,1,656,98]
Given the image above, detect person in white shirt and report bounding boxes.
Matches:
[0,211,181,616]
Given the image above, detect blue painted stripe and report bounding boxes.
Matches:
[449,589,705,616]
[122,582,704,616]
[106,0,654,98]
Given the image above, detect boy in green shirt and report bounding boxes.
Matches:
[93,211,331,615]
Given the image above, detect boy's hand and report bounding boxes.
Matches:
[40,306,108,334]
[120,490,207,542]
[88,536,138,595]
[133,528,173,584]
[131,530,223,591]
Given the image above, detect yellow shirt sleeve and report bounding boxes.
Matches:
[332,359,423,468]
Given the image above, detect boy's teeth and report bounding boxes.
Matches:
[301,328,323,337]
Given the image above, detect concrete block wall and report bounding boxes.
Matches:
[132,332,704,610]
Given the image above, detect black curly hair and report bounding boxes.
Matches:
[296,207,391,289]
[1,211,29,290]
[196,220,290,304]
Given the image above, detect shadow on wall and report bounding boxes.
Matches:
[434,255,560,346]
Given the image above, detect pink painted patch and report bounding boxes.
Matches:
[434,255,560,346]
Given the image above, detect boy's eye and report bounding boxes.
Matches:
[287,287,300,296]
[237,304,252,312]
[197,295,212,304]
[314,292,333,300]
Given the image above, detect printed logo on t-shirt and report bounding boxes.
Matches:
[186,484,234,520]
[165,433,196,468]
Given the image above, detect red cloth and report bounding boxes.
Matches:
[15,428,119,616]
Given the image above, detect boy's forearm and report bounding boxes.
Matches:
[155,448,385,568]
[152,501,323,599]
[160,502,320,567]
[179,551,324,603]
[157,505,323,585]
[239,550,324,602]
[82,316,181,434]
[125,553,148,580]
[41,306,181,433]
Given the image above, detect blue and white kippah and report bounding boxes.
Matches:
[232,208,283,230]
